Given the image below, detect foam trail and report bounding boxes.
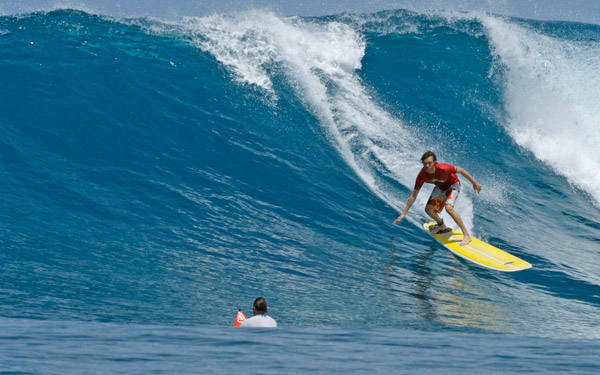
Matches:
[482,16,600,208]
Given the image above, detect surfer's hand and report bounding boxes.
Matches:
[393,214,405,225]
[473,181,481,194]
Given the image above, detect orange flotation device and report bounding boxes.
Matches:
[234,309,247,327]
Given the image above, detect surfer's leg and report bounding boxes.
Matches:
[445,204,472,245]
[426,187,447,234]
[425,204,446,234]
[442,184,471,245]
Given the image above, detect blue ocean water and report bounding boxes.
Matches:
[1,8,600,373]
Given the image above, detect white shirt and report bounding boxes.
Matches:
[240,314,277,328]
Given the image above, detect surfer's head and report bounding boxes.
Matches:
[421,150,437,173]
[420,150,437,163]
[253,297,268,315]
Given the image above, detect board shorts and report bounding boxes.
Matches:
[427,182,461,213]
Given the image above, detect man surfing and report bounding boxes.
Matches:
[393,151,481,246]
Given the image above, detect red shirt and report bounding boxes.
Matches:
[414,163,459,191]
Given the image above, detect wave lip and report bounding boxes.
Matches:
[482,15,600,207]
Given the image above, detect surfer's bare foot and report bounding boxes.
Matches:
[430,224,447,235]
[460,235,472,246]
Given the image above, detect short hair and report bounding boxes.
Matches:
[253,297,268,314]
[420,150,437,163]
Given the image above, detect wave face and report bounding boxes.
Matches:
[2,9,600,339]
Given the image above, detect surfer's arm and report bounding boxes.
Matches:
[393,189,419,224]
[456,167,481,193]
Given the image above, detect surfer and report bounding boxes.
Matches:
[240,297,277,328]
[393,151,481,246]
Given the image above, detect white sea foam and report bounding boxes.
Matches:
[50,2,100,15]
[482,16,600,208]
[175,11,475,230]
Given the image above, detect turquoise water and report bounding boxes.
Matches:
[1,8,599,373]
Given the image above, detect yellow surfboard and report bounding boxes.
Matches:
[423,222,532,272]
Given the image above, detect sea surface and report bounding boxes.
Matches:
[1,8,600,374]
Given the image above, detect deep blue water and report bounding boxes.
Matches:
[1,8,600,373]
